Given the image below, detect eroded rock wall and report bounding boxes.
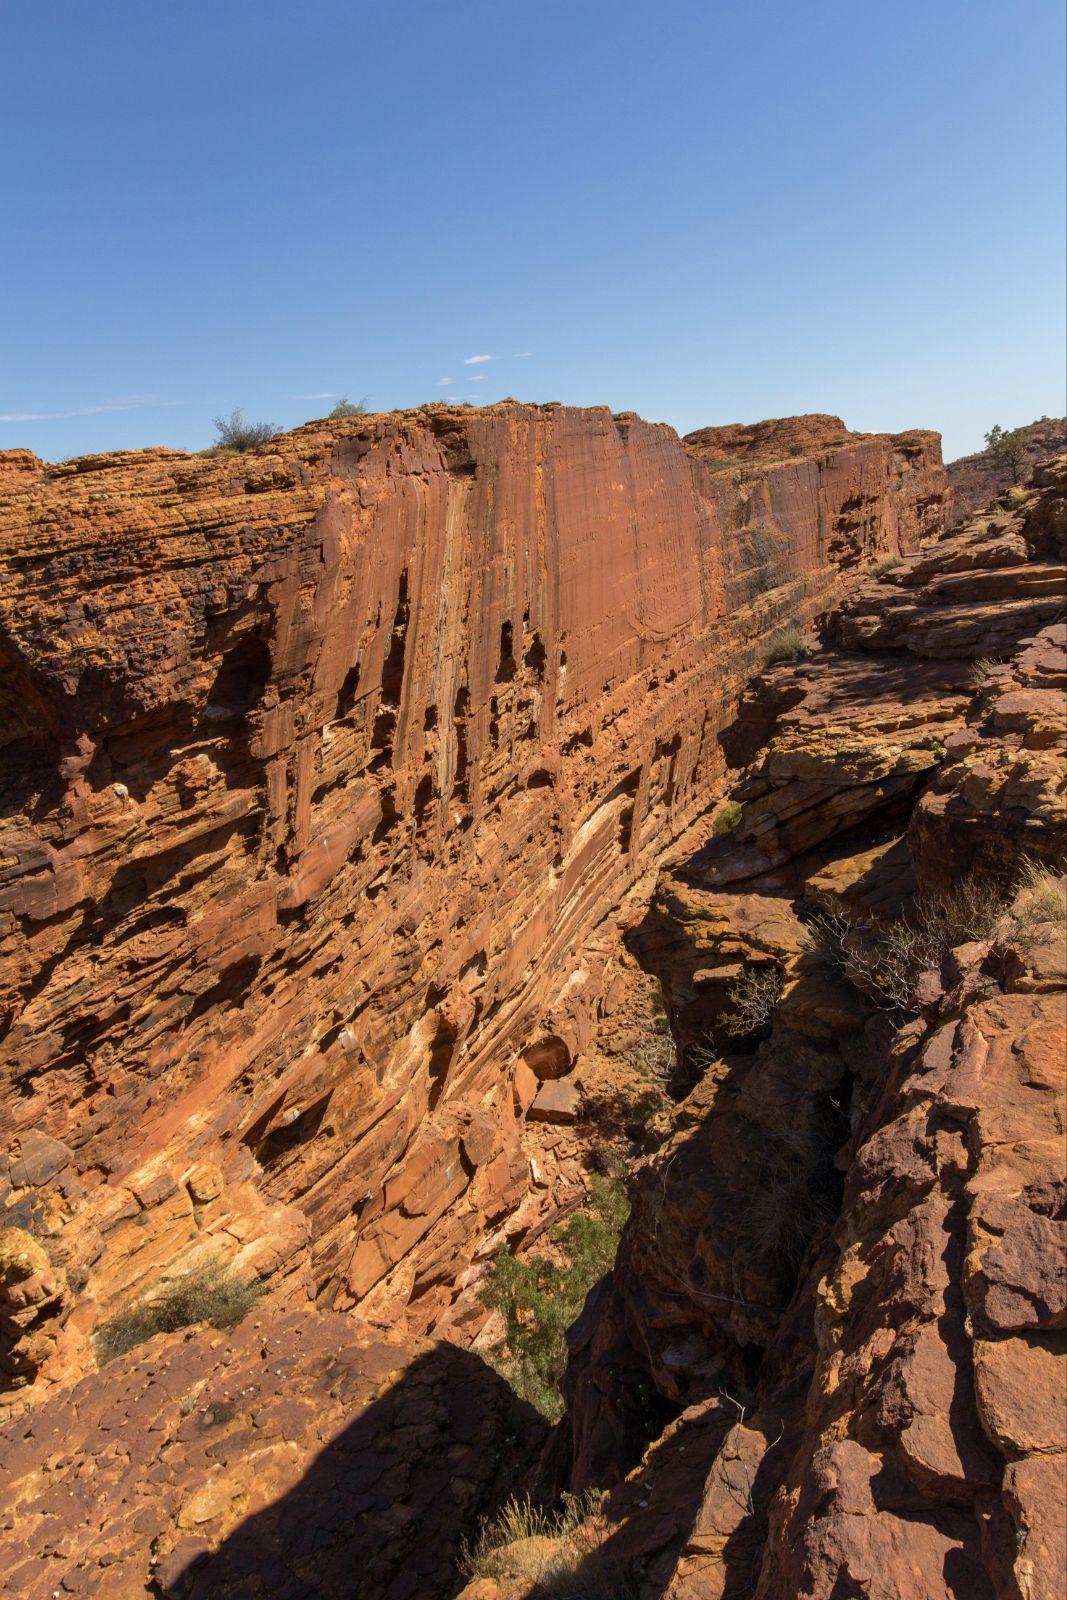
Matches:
[550,457,1066,1599]
[0,402,948,1401]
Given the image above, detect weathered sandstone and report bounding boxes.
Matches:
[544,456,1066,1598]
[0,403,949,1402]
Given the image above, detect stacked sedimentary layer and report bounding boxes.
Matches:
[0,403,947,1402]
[548,456,1066,1599]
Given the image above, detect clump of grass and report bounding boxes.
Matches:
[211,409,278,451]
[762,627,811,667]
[870,554,903,577]
[713,799,744,836]
[970,657,999,686]
[460,1491,634,1597]
[94,1260,262,1364]
[721,964,784,1038]
[1015,859,1067,927]
[479,1175,628,1420]
[460,1491,601,1579]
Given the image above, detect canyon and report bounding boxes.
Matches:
[0,405,1063,1600]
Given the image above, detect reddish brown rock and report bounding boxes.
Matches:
[555,462,1066,1598]
[0,1306,543,1600]
[0,402,947,1399]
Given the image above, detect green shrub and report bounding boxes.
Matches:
[328,394,368,418]
[211,409,278,451]
[762,628,811,667]
[478,1175,628,1420]
[713,799,744,836]
[970,657,999,686]
[870,554,903,577]
[94,1260,262,1363]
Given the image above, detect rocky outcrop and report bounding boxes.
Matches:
[0,403,949,1404]
[948,419,1067,521]
[0,1306,544,1599]
[549,457,1066,1597]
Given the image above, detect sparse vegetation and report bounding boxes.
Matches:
[739,1122,843,1272]
[713,799,744,836]
[984,423,1029,483]
[94,1260,262,1363]
[328,394,368,418]
[970,657,999,686]
[721,964,784,1038]
[211,409,278,451]
[870,554,903,577]
[762,627,811,667]
[461,1491,599,1578]
[460,1490,634,1597]
[1015,859,1067,927]
[806,877,1018,1014]
[478,1174,628,1420]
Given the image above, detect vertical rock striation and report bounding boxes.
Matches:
[0,403,948,1401]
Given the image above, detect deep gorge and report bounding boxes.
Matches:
[1,410,1063,1600]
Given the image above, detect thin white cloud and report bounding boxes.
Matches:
[292,391,341,400]
[0,395,178,423]
[512,351,533,358]
[437,377,454,385]
[464,354,493,365]
[469,375,486,382]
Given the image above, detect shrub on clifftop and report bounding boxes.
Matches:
[211,408,278,451]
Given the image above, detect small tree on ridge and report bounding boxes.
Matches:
[984,423,1029,483]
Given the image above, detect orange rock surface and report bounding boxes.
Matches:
[0,403,948,1401]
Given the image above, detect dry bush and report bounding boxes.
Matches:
[211,408,278,450]
[328,394,368,417]
[721,965,784,1038]
[806,877,1016,1014]
[460,1490,603,1580]
[1015,859,1067,927]
[870,554,903,576]
[762,628,811,667]
[94,1260,261,1363]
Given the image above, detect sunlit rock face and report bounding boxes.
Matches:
[0,402,948,1399]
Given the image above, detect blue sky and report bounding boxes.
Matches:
[2,0,1064,462]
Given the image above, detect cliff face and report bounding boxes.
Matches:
[0,403,949,1401]
[538,456,1066,1600]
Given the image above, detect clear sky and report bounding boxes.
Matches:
[2,0,1064,463]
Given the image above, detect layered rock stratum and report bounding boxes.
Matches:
[0,403,947,1404]
[505,452,1065,1600]
[3,408,1063,1600]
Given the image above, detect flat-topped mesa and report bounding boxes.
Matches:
[0,401,949,1401]
[684,412,857,463]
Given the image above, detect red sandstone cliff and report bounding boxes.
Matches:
[0,403,948,1407]
[509,455,1065,1600]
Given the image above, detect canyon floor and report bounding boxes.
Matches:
[0,408,1063,1599]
